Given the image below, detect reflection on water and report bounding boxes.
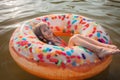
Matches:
[0,0,120,80]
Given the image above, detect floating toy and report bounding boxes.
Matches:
[9,14,112,80]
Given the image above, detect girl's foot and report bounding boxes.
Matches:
[102,44,117,49]
[96,47,120,58]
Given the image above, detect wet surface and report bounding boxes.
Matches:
[0,0,120,80]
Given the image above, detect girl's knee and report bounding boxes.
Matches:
[69,34,79,42]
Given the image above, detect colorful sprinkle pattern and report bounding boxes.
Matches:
[11,14,111,68]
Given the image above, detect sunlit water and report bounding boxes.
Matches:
[0,0,120,80]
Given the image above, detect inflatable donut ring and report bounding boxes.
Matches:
[9,14,112,80]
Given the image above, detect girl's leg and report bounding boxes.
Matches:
[76,34,117,49]
[68,35,102,52]
[68,35,120,58]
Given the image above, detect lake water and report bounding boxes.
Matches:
[0,0,120,80]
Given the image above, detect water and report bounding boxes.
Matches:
[0,0,120,80]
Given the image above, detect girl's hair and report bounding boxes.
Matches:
[33,23,67,46]
[33,24,57,45]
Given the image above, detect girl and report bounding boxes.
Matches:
[31,22,120,58]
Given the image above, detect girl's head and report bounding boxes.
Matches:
[33,22,67,46]
[35,22,54,39]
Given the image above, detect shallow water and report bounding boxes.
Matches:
[0,0,120,80]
